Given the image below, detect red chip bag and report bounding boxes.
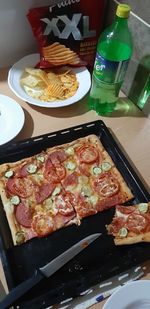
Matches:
[27,0,106,69]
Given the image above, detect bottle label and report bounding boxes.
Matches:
[93,52,129,84]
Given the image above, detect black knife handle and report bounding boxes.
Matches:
[0,270,44,309]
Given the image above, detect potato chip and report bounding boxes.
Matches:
[47,72,61,84]
[46,84,64,99]
[43,43,80,66]
[23,85,44,99]
[25,68,43,76]
[20,75,45,89]
[20,67,79,102]
[25,68,50,86]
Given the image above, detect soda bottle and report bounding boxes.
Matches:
[88,4,133,115]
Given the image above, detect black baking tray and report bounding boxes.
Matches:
[0,120,150,308]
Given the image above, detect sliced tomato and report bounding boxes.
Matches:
[15,203,32,228]
[55,194,75,216]
[32,213,54,237]
[126,214,148,233]
[6,177,33,198]
[63,172,78,188]
[35,183,56,204]
[108,217,126,235]
[50,150,68,166]
[77,145,99,164]
[93,172,119,198]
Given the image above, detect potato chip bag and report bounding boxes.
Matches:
[27,0,106,69]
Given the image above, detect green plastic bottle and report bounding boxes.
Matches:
[88,4,133,115]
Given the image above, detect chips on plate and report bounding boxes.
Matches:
[20,68,79,102]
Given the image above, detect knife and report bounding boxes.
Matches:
[0,233,100,309]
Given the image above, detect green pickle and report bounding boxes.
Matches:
[88,4,133,115]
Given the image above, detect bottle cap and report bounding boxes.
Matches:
[116,4,131,18]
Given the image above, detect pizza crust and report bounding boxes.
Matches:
[46,134,104,155]
[114,231,150,245]
[111,167,134,202]
[0,184,19,245]
[0,158,33,176]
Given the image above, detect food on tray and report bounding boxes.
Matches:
[20,67,79,101]
[0,134,133,245]
[27,0,105,69]
[107,203,150,245]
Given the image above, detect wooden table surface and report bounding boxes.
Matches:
[0,67,150,308]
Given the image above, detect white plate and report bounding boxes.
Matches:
[8,54,91,108]
[103,280,150,309]
[0,94,25,145]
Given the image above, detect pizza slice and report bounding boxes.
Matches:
[0,152,76,245]
[107,202,150,245]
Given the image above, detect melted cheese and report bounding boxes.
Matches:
[116,210,128,220]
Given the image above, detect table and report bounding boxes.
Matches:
[0,67,150,308]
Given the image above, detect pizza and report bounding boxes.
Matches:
[107,202,150,245]
[0,134,133,245]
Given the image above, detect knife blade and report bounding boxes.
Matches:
[0,233,100,309]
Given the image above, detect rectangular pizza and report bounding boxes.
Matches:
[0,134,133,245]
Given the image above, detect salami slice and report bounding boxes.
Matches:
[17,163,35,177]
[63,172,78,188]
[108,217,126,235]
[96,195,120,211]
[50,150,68,166]
[55,165,66,181]
[17,163,29,177]
[116,205,137,215]
[15,203,32,228]
[35,183,56,204]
